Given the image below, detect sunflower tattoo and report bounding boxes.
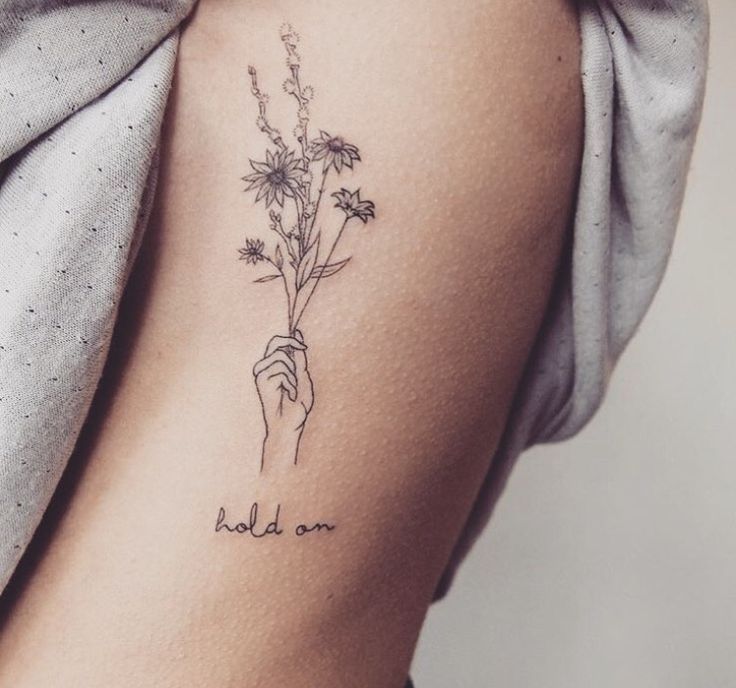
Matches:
[238,24,376,472]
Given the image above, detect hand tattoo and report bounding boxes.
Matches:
[237,24,376,472]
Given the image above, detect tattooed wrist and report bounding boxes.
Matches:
[261,428,304,472]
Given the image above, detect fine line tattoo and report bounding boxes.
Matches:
[215,504,336,538]
[238,24,376,472]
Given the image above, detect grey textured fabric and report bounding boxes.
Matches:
[0,0,709,598]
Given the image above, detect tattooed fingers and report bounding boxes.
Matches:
[290,329,310,380]
[254,349,299,402]
[253,334,312,406]
[263,335,307,358]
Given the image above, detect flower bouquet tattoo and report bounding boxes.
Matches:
[238,25,375,472]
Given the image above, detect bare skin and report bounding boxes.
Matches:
[0,1,582,686]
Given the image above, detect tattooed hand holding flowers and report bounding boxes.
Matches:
[253,332,313,472]
[238,25,375,471]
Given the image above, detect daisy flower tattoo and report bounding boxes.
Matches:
[310,131,361,174]
[237,238,266,264]
[236,24,377,472]
[332,188,376,224]
[242,149,306,208]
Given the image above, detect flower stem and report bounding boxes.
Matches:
[293,193,307,254]
[284,48,313,223]
[304,165,329,251]
[291,66,310,162]
[293,216,350,329]
[248,67,286,151]
[270,216,298,263]
[264,256,294,331]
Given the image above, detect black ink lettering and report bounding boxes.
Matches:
[215,503,283,538]
[216,504,335,539]
[295,521,336,537]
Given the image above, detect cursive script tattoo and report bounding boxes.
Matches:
[215,504,336,538]
[238,24,376,472]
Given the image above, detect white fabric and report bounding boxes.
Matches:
[0,0,709,598]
